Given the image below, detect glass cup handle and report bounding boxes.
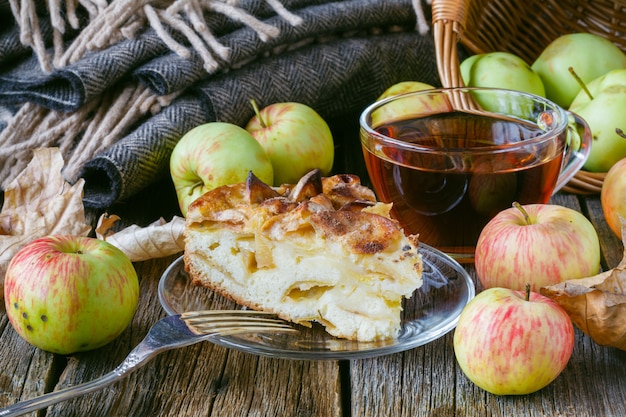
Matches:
[553,111,593,194]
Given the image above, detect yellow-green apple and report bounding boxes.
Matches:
[461,51,545,97]
[531,32,626,108]
[4,235,140,355]
[376,80,435,100]
[468,170,517,218]
[369,87,449,128]
[601,157,626,237]
[475,203,600,292]
[569,69,626,172]
[245,101,334,186]
[170,122,273,216]
[453,286,575,395]
[370,80,436,127]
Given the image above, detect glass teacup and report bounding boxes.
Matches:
[359,87,591,262]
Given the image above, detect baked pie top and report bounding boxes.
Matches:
[184,169,423,341]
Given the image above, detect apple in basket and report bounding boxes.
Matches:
[569,68,626,173]
[475,203,601,292]
[531,32,626,108]
[245,101,334,186]
[376,80,435,99]
[368,81,449,127]
[453,285,575,395]
[601,157,626,238]
[4,235,140,355]
[170,122,274,216]
[460,51,545,97]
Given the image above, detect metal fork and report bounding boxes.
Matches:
[0,310,295,417]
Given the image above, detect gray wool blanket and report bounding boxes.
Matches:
[0,0,449,211]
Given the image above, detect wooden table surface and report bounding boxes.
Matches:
[1,159,625,416]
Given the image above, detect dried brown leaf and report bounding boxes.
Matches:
[0,148,91,295]
[96,213,185,262]
[95,213,121,239]
[541,219,626,351]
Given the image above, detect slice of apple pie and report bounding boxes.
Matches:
[183,169,423,341]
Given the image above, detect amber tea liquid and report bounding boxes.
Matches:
[362,111,565,258]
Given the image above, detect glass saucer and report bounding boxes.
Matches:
[158,243,475,360]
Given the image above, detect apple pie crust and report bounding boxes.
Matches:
[183,169,423,341]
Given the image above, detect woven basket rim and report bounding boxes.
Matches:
[430,0,618,194]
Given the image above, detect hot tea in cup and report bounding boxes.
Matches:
[359,88,591,261]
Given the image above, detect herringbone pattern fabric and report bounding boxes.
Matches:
[0,0,446,210]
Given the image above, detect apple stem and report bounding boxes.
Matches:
[568,67,593,100]
[525,283,531,301]
[617,128,626,139]
[250,99,268,128]
[512,201,533,224]
[188,181,204,196]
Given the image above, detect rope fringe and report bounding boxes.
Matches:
[10,0,431,73]
[2,0,433,192]
[412,0,431,35]
[9,0,308,73]
[0,83,175,189]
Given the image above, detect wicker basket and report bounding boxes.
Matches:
[431,0,626,194]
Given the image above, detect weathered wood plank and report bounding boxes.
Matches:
[349,192,626,417]
[0,303,59,417]
[2,184,625,417]
[9,256,343,417]
[579,195,623,268]
[212,353,342,417]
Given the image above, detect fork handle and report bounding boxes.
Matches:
[0,370,126,417]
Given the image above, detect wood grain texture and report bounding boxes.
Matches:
[1,191,625,417]
[349,193,626,417]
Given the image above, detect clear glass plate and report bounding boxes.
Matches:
[158,243,475,360]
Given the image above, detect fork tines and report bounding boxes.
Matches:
[181,310,296,336]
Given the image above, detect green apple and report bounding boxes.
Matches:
[246,101,334,186]
[460,52,545,113]
[459,54,481,85]
[4,235,140,354]
[569,69,626,172]
[532,33,626,108]
[461,51,545,97]
[170,122,273,216]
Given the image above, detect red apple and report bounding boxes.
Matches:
[601,157,626,238]
[454,286,575,395]
[246,101,334,186]
[475,203,600,292]
[4,235,140,354]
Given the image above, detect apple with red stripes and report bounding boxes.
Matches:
[4,235,140,354]
[601,157,626,238]
[454,285,575,395]
[246,101,334,186]
[475,202,600,293]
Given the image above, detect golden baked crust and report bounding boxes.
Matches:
[184,169,423,341]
